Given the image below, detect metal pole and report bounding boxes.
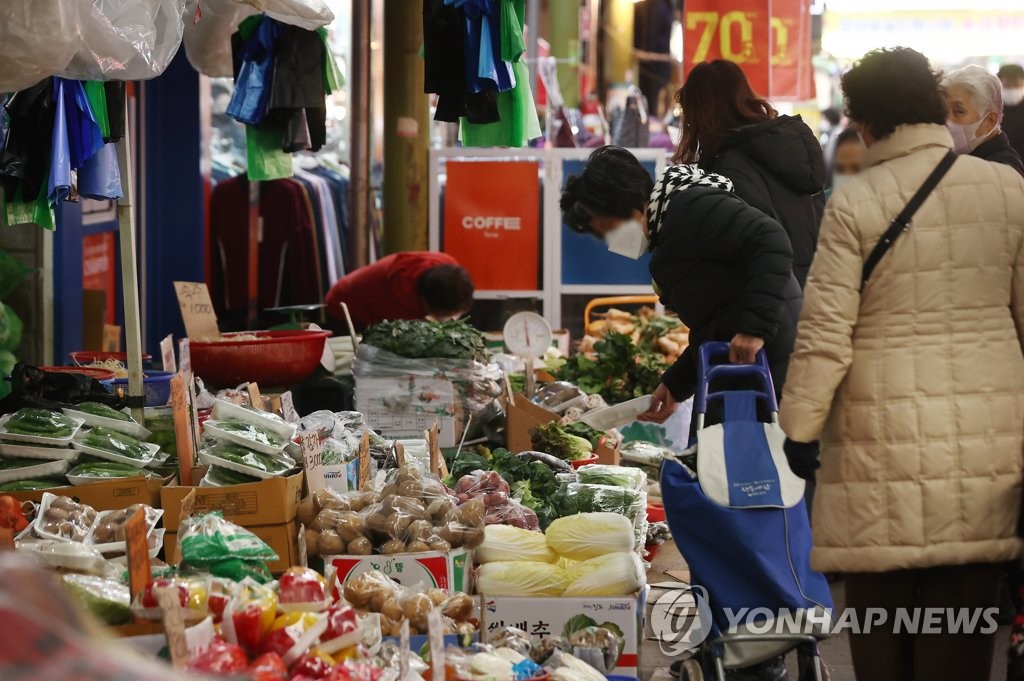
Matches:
[349,0,371,268]
[246,179,259,328]
[115,97,145,422]
[526,0,540,97]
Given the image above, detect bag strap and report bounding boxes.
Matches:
[860,151,957,291]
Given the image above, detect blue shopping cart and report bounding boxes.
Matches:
[661,342,833,681]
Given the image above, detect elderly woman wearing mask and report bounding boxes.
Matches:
[944,64,1024,176]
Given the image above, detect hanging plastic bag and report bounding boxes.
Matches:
[0,1,81,94]
[258,0,335,31]
[182,0,258,78]
[62,0,189,82]
[79,142,124,201]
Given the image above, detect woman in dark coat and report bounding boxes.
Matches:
[560,146,802,424]
[674,60,826,288]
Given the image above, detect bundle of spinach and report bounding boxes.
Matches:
[361,319,489,364]
[554,332,666,404]
[447,447,560,528]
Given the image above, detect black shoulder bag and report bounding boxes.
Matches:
[860,151,958,291]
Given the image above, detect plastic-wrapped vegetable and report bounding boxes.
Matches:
[476,525,555,564]
[200,442,295,477]
[62,574,131,625]
[563,552,645,596]
[575,464,647,490]
[559,482,645,521]
[476,561,570,597]
[4,408,76,438]
[179,512,279,566]
[80,427,151,460]
[545,513,635,561]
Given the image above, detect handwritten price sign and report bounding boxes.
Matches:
[300,430,326,494]
[173,281,221,340]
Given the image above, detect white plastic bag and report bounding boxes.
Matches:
[0,1,81,93]
[182,0,257,78]
[255,0,335,30]
[62,0,189,82]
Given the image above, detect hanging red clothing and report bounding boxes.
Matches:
[325,251,458,328]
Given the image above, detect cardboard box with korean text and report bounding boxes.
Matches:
[505,395,619,464]
[325,548,472,595]
[356,375,460,447]
[7,474,172,510]
[160,471,304,530]
[480,591,646,678]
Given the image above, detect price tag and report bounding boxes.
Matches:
[179,338,192,377]
[171,374,196,487]
[155,586,189,668]
[280,391,300,424]
[427,608,445,681]
[399,619,411,681]
[247,382,264,411]
[357,431,371,490]
[125,508,152,602]
[160,334,177,373]
[427,424,447,478]
[300,430,326,494]
[102,324,122,352]
[174,281,221,340]
[394,441,406,467]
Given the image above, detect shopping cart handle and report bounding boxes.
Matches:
[695,342,778,415]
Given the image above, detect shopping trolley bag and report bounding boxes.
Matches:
[660,343,832,667]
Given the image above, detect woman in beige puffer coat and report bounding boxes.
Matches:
[780,48,1024,681]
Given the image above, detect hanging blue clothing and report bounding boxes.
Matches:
[445,0,515,94]
[48,81,71,208]
[227,16,283,126]
[79,142,123,201]
[62,79,104,169]
[309,166,351,271]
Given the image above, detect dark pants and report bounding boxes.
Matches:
[845,563,1002,681]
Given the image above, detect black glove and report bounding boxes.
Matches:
[783,438,820,480]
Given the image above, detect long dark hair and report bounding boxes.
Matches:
[672,60,777,165]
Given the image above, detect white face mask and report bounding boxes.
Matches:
[1004,88,1024,107]
[605,219,649,260]
[947,113,992,154]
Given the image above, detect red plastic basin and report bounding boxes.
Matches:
[190,329,332,388]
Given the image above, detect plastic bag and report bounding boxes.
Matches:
[62,574,132,625]
[178,511,279,565]
[567,627,623,675]
[477,561,570,597]
[62,0,189,82]
[559,483,646,522]
[341,569,474,636]
[0,1,81,94]
[476,524,555,564]
[562,552,645,597]
[545,513,635,561]
[574,465,647,491]
[183,0,258,77]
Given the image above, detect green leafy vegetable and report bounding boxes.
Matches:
[563,422,608,449]
[559,482,645,520]
[361,319,489,363]
[82,428,150,460]
[212,420,285,449]
[530,422,593,461]
[575,464,647,490]
[446,447,560,529]
[205,443,292,475]
[554,332,666,404]
[5,408,76,438]
[75,402,132,422]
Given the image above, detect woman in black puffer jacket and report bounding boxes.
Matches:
[560,146,802,424]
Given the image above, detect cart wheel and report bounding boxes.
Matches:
[679,658,704,681]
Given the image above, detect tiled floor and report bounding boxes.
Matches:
[642,542,1009,681]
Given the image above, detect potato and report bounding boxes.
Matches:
[362,505,391,534]
[379,614,401,637]
[333,511,365,541]
[455,497,485,527]
[319,529,345,555]
[441,593,474,622]
[347,491,380,512]
[461,526,485,549]
[426,497,456,521]
[428,539,452,553]
[405,519,433,542]
[346,571,396,610]
[428,588,447,607]
[381,597,404,622]
[438,522,465,547]
[455,622,476,636]
[297,497,318,526]
[45,507,69,522]
[383,513,413,538]
[380,538,406,555]
[304,528,321,556]
[406,540,430,553]
[384,495,427,519]
[402,593,433,631]
[347,536,373,556]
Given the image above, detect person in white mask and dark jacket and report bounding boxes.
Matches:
[944,65,1024,176]
[560,146,803,424]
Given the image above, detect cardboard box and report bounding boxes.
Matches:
[356,375,459,447]
[160,471,304,530]
[506,395,620,465]
[7,474,170,511]
[326,548,472,594]
[481,591,646,678]
[165,520,299,574]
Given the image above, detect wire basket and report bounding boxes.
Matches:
[190,330,332,388]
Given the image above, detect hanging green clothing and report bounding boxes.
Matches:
[460,0,540,148]
[246,125,292,182]
[317,28,345,94]
[83,82,110,140]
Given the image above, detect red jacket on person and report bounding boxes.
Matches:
[325,252,458,328]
